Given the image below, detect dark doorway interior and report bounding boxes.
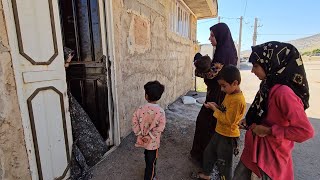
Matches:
[58,0,111,141]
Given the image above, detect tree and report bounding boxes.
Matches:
[312,49,320,55]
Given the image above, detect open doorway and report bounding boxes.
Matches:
[58,0,114,147]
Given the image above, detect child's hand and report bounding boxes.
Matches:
[210,102,218,107]
[142,136,151,144]
[238,119,248,130]
[135,135,144,147]
[136,135,143,145]
[204,102,218,111]
[252,125,271,137]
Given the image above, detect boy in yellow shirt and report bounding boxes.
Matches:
[195,65,246,180]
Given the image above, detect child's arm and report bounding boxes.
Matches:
[149,110,166,139]
[269,87,314,142]
[132,110,142,136]
[195,69,219,79]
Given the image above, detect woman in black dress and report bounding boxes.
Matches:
[190,23,238,164]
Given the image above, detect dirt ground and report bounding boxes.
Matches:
[90,61,320,180]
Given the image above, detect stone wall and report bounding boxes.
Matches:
[0,1,31,179]
[112,0,198,138]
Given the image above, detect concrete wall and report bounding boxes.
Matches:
[112,0,198,138]
[0,1,31,179]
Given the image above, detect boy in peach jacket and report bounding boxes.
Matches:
[132,81,166,180]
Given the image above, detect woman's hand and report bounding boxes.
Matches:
[204,102,218,111]
[252,125,271,137]
[64,54,74,68]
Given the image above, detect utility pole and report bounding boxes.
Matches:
[237,16,243,68]
[218,16,221,23]
[253,17,258,46]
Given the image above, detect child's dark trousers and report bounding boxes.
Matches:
[144,149,158,180]
[203,133,238,180]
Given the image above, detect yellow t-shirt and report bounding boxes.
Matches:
[213,92,246,137]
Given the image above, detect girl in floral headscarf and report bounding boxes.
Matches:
[233,42,314,180]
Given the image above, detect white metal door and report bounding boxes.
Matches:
[2,0,72,179]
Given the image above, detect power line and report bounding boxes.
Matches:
[197,16,239,25]
[197,19,216,24]
[258,33,315,36]
[220,16,239,20]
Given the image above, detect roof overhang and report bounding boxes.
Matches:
[182,0,218,19]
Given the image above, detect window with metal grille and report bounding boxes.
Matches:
[59,0,103,63]
[169,0,191,39]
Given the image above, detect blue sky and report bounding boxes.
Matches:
[197,0,320,51]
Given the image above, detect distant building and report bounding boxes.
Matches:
[199,44,215,59]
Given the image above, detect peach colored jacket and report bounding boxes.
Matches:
[132,103,166,150]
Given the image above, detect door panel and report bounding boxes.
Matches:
[11,0,58,64]
[66,61,110,140]
[59,0,111,141]
[27,87,70,180]
[3,0,72,179]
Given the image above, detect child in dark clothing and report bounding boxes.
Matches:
[194,54,224,79]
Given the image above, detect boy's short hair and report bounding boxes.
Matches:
[194,55,212,73]
[144,81,165,101]
[218,65,241,84]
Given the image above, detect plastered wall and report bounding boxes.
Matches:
[112,0,198,138]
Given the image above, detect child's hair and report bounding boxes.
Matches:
[144,81,165,101]
[193,53,203,62]
[194,55,212,73]
[218,65,241,85]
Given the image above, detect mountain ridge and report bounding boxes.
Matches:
[241,33,320,57]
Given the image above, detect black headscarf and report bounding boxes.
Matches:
[210,23,238,66]
[246,41,309,126]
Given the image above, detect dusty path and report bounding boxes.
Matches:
[91,61,320,180]
[90,92,213,180]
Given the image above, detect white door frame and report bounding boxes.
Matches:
[101,0,121,146]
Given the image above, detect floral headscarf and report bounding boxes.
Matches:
[246,41,309,126]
